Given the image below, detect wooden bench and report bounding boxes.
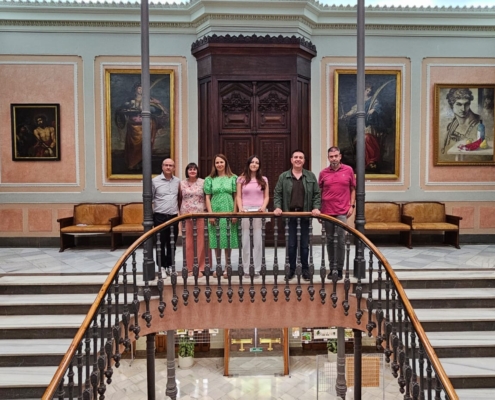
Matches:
[111,202,144,249]
[57,203,120,252]
[364,202,412,248]
[401,202,462,249]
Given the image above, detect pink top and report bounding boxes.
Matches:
[318,164,356,216]
[237,176,268,208]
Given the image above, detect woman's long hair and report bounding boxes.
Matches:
[208,154,234,178]
[240,155,266,190]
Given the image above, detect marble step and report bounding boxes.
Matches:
[455,388,495,399]
[371,287,495,308]
[413,308,495,332]
[0,275,107,295]
[0,314,88,340]
[0,339,73,367]
[439,357,495,389]
[0,293,98,315]
[428,331,495,358]
[380,270,495,289]
[0,366,58,399]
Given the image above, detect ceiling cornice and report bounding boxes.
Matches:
[1,0,494,36]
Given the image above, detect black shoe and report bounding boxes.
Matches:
[287,271,295,280]
[302,271,311,281]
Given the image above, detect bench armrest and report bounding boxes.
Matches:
[57,216,74,228]
[401,215,414,226]
[446,214,462,226]
[109,216,120,228]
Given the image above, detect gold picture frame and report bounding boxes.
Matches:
[105,69,174,179]
[334,70,401,179]
[434,84,494,166]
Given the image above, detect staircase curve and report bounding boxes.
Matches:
[42,212,457,399]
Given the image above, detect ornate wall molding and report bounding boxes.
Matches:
[191,34,316,52]
[2,17,495,35]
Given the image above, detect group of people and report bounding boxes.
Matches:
[151,146,355,282]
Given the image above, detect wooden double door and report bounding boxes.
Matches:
[192,35,316,226]
[218,80,291,199]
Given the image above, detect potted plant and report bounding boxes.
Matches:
[327,339,337,362]
[178,337,195,369]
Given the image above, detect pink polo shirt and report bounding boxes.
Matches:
[318,164,356,216]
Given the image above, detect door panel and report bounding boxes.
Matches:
[219,82,253,133]
[220,136,252,177]
[256,82,290,132]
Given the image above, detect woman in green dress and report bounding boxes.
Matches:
[204,154,239,276]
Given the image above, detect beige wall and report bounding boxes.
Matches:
[0,2,494,239]
[0,56,85,193]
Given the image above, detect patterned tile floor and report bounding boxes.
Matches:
[103,356,403,400]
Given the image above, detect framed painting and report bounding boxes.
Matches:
[434,84,494,166]
[105,69,174,179]
[334,70,401,179]
[10,103,60,161]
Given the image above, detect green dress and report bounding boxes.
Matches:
[204,175,239,249]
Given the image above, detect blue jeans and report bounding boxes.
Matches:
[288,217,310,273]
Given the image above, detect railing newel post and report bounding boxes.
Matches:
[97,304,107,398]
[260,216,268,302]
[181,220,190,306]
[204,216,212,303]
[272,216,280,302]
[419,341,426,400]
[67,358,74,400]
[237,217,245,302]
[366,250,376,336]
[319,221,327,304]
[226,218,235,303]
[192,216,201,301]
[376,260,384,350]
[112,272,122,368]
[307,219,315,301]
[246,216,256,303]
[283,217,291,302]
[295,216,303,302]
[104,290,114,385]
[342,233,351,315]
[76,341,83,400]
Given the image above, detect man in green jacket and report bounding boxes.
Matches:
[274,149,321,281]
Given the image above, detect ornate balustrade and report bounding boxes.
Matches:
[42,212,457,400]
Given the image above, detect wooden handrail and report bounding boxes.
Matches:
[43,212,457,399]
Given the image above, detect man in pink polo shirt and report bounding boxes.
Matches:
[318,146,356,280]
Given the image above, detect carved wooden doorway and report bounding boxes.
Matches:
[219,80,290,199]
[192,35,317,243]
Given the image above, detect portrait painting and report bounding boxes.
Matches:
[10,104,60,161]
[106,69,174,179]
[334,70,401,179]
[434,84,495,166]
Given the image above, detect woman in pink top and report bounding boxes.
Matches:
[236,155,269,277]
[180,162,208,276]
